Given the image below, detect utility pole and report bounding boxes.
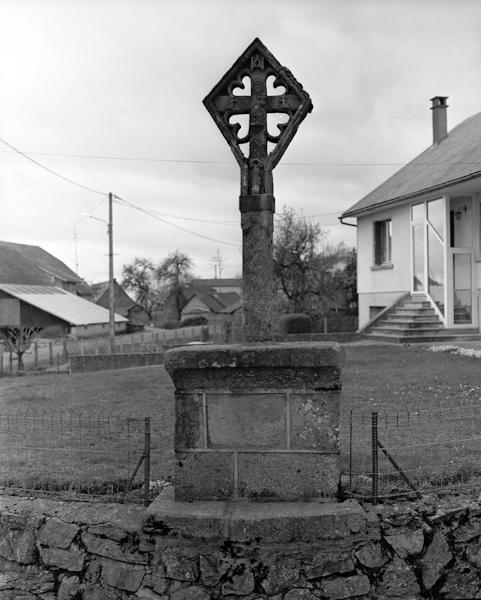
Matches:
[108,192,115,354]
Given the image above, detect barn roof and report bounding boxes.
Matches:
[0,241,83,285]
[342,111,481,218]
[0,285,127,326]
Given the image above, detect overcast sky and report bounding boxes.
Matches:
[2,0,481,284]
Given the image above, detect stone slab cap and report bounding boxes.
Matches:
[164,342,344,390]
[144,486,365,544]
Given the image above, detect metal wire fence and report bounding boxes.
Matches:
[344,398,481,501]
[0,408,163,504]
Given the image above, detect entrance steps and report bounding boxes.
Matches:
[363,294,480,344]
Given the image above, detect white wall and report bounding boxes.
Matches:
[357,203,411,327]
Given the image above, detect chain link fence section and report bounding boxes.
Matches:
[0,408,162,504]
[343,398,481,501]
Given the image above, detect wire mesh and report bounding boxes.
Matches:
[344,397,481,500]
[0,408,160,503]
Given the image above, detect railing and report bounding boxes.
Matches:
[0,409,162,504]
[0,326,210,375]
[344,398,481,501]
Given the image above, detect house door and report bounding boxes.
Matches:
[449,197,474,326]
[411,198,446,319]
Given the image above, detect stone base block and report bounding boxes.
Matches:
[165,342,343,502]
[176,452,340,502]
[145,486,367,544]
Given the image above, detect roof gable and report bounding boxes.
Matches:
[0,241,82,286]
[342,111,481,217]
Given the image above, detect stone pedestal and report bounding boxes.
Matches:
[164,342,343,502]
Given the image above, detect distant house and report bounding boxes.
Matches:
[153,278,242,326]
[0,242,126,337]
[0,284,127,338]
[91,280,150,329]
[341,97,481,342]
[181,278,242,322]
[181,290,241,321]
[187,278,242,295]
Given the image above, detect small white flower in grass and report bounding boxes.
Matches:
[428,344,481,358]
[428,344,458,353]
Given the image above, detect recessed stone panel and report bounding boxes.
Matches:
[175,393,204,450]
[289,392,339,451]
[238,453,340,500]
[175,452,234,501]
[206,393,286,449]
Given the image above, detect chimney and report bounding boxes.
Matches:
[430,96,449,145]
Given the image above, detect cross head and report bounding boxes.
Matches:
[204,38,313,196]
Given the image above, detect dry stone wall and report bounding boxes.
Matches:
[69,353,164,373]
[1,493,481,599]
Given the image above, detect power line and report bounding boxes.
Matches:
[0,137,347,242]
[145,207,238,226]
[113,195,241,248]
[46,197,107,243]
[0,138,107,196]
[4,147,481,167]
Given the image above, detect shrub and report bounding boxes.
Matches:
[180,315,209,327]
[159,319,180,330]
[278,313,312,334]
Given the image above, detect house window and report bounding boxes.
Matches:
[374,220,392,265]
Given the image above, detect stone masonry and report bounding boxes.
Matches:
[164,342,343,501]
[1,492,481,598]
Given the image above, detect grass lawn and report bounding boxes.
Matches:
[0,343,480,499]
[0,366,175,501]
[340,343,481,497]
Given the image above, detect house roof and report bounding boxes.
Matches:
[342,111,481,218]
[91,280,135,305]
[189,278,241,289]
[0,241,83,285]
[183,291,241,314]
[0,285,127,326]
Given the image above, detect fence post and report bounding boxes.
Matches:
[9,352,12,374]
[49,341,54,365]
[349,409,353,493]
[323,317,328,334]
[371,411,379,503]
[34,342,38,368]
[144,417,151,506]
[0,344,3,374]
[182,329,186,345]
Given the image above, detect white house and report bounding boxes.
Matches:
[341,97,481,342]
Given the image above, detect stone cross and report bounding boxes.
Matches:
[204,38,312,341]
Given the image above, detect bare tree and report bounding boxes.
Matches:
[273,206,351,315]
[121,257,158,318]
[0,327,40,373]
[156,250,193,322]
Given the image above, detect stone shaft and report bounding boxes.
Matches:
[240,194,274,342]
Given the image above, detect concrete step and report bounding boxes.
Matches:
[364,330,480,344]
[386,314,440,322]
[389,306,436,315]
[399,303,432,311]
[374,324,444,333]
